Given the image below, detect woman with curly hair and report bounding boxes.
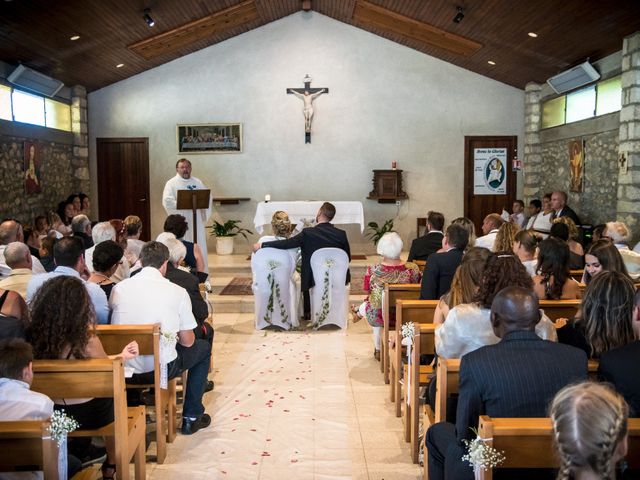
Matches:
[435,252,556,359]
[493,221,520,253]
[550,382,629,480]
[582,239,629,285]
[27,276,138,479]
[533,237,581,300]
[513,229,541,277]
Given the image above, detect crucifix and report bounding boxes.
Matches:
[286,74,329,144]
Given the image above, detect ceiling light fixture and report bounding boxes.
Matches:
[70,35,80,41]
[143,8,155,27]
[528,32,538,38]
[453,7,465,24]
[116,64,124,68]
[487,60,496,65]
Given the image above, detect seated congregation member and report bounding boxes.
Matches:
[474,213,504,251]
[108,219,130,282]
[433,247,491,325]
[599,288,640,416]
[557,271,636,359]
[524,199,541,230]
[28,215,50,252]
[551,190,581,226]
[533,237,581,300]
[258,210,300,268]
[352,232,421,360]
[426,286,587,480]
[28,276,138,479]
[78,192,91,218]
[527,194,554,235]
[509,199,526,228]
[110,241,212,435]
[0,219,46,279]
[55,200,75,235]
[420,224,468,301]
[26,237,110,324]
[0,283,28,341]
[604,221,640,280]
[67,194,82,215]
[253,202,351,320]
[512,229,540,277]
[493,221,519,253]
[450,217,476,250]
[38,235,56,272]
[551,382,629,480]
[407,210,444,262]
[85,221,129,283]
[163,214,207,282]
[582,238,629,285]
[123,215,145,268]
[161,237,213,347]
[0,242,33,299]
[88,240,124,301]
[551,217,584,269]
[436,253,556,359]
[71,214,93,250]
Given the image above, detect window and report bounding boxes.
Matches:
[12,89,45,126]
[45,98,71,131]
[0,84,11,121]
[1,85,71,131]
[542,96,565,129]
[596,76,622,116]
[565,85,596,123]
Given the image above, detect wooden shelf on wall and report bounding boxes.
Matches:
[212,197,251,205]
[367,169,408,203]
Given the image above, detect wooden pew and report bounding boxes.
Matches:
[0,420,59,479]
[96,323,178,464]
[414,260,427,273]
[569,269,584,282]
[389,299,438,417]
[539,299,581,321]
[31,358,146,480]
[382,283,421,383]
[477,416,640,479]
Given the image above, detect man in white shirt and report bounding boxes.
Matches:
[0,220,45,279]
[110,241,212,435]
[475,214,504,251]
[509,200,527,228]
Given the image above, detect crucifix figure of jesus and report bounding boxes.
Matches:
[287,74,329,143]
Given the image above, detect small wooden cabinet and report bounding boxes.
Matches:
[367,169,408,203]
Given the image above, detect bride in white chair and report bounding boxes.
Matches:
[252,248,298,330]
[309,247,350,329]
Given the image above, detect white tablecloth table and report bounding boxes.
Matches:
[253,201,365,234]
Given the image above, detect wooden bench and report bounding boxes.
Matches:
[31,358,146,480]
[539,299,581,321]
[414,260,427,272]
[382,283,421,383]
[390,299,438,417]
[0,420,59,479]
[96,323,178,464]
[477,416,640,479]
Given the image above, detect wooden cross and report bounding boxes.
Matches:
[286,74,329,144]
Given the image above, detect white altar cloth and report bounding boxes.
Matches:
[254,201,365,234]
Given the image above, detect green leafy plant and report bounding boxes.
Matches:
[208,219,253,238]
[366,219,394,245]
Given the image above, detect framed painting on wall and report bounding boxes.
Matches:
[24,141,42,195]
[569,139,584,192]
[177,123,242,154]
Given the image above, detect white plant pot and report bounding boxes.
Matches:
[216,236,234,255]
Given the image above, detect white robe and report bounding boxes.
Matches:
[162,173,212,273]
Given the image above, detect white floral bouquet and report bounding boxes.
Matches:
[48,410,79,446]
[461,428,505,473]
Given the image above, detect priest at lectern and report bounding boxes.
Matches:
[162,158,212,273]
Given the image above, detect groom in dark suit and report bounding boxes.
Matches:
[253,202,351,319]
[425,286,587,480]
[419,224,468,300]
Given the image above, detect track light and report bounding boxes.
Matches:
[453,6,464,23]
[143,8,155,27]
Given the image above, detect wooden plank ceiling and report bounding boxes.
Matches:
[0,0,639,93]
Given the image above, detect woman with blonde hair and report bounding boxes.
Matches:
[552,217,584,269]
[123,215,145,267]
[450,217,476,249]
[551,382,629,480]
[493,221,520,253]
[513,229,541,277]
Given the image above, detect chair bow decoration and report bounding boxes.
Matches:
[314,258,335,328]
[263,260,289,326]
[401,322,415,406]
[159,331,178,389]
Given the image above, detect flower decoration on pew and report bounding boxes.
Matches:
[264,260,289,326]
[461,428,506,473]
[401,321,415,341]
[48,410,79,445]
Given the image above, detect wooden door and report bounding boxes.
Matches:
[464,136,517,236]
[96,138,150,241]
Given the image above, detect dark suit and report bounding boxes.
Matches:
[556,205,581,226]
[74,231,94,250]
[408,231,444,262]
[426,330,587,480]
[419,248,463,300]
[599,340,640,416]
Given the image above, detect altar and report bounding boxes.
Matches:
[253,201,365,234]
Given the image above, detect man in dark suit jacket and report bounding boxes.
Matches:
[426,286,588,480]
[408,211,444,262]
[419,224,468,300]
[253,202,351,319]
[551,190,581,226]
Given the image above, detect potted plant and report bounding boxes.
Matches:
[208,219,253,255]
[366,219,394,245]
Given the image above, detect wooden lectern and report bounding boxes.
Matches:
[176,189,210,244]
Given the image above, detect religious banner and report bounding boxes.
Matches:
[569,139,584,192]
[473,148,507,195]
[24,141,42,195]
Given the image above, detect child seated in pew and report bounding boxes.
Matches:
[27,276,138,480]
[0,338,83,478]
[551,382,629,480]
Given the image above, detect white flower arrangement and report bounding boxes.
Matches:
[48,410,79,445]
[401,322,415,340]
[461,429,506,473]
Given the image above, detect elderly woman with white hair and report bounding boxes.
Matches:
[353,232,421,360]
[604,221,640,280]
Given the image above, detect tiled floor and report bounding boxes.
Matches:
[147,313,422,479]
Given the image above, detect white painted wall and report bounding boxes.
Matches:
[88,11,524,254]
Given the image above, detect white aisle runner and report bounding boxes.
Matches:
[147,314,422,480]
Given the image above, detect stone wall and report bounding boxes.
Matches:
[540,130,619,225]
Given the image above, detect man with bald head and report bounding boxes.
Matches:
[0,220,45,279]
[426,286,587,480]
[0,242,33,299]
[474,213,504,251]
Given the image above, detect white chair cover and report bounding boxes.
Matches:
[252,248,299,330]
[309,248,350,329]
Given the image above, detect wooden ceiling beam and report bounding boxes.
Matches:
[128,0,260,60]
[352,0,482,57]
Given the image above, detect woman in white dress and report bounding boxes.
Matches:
[513,229,541,277]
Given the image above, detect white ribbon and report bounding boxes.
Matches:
[401,335,413,406]
[57,434,67,479]
[159,332,177,390]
